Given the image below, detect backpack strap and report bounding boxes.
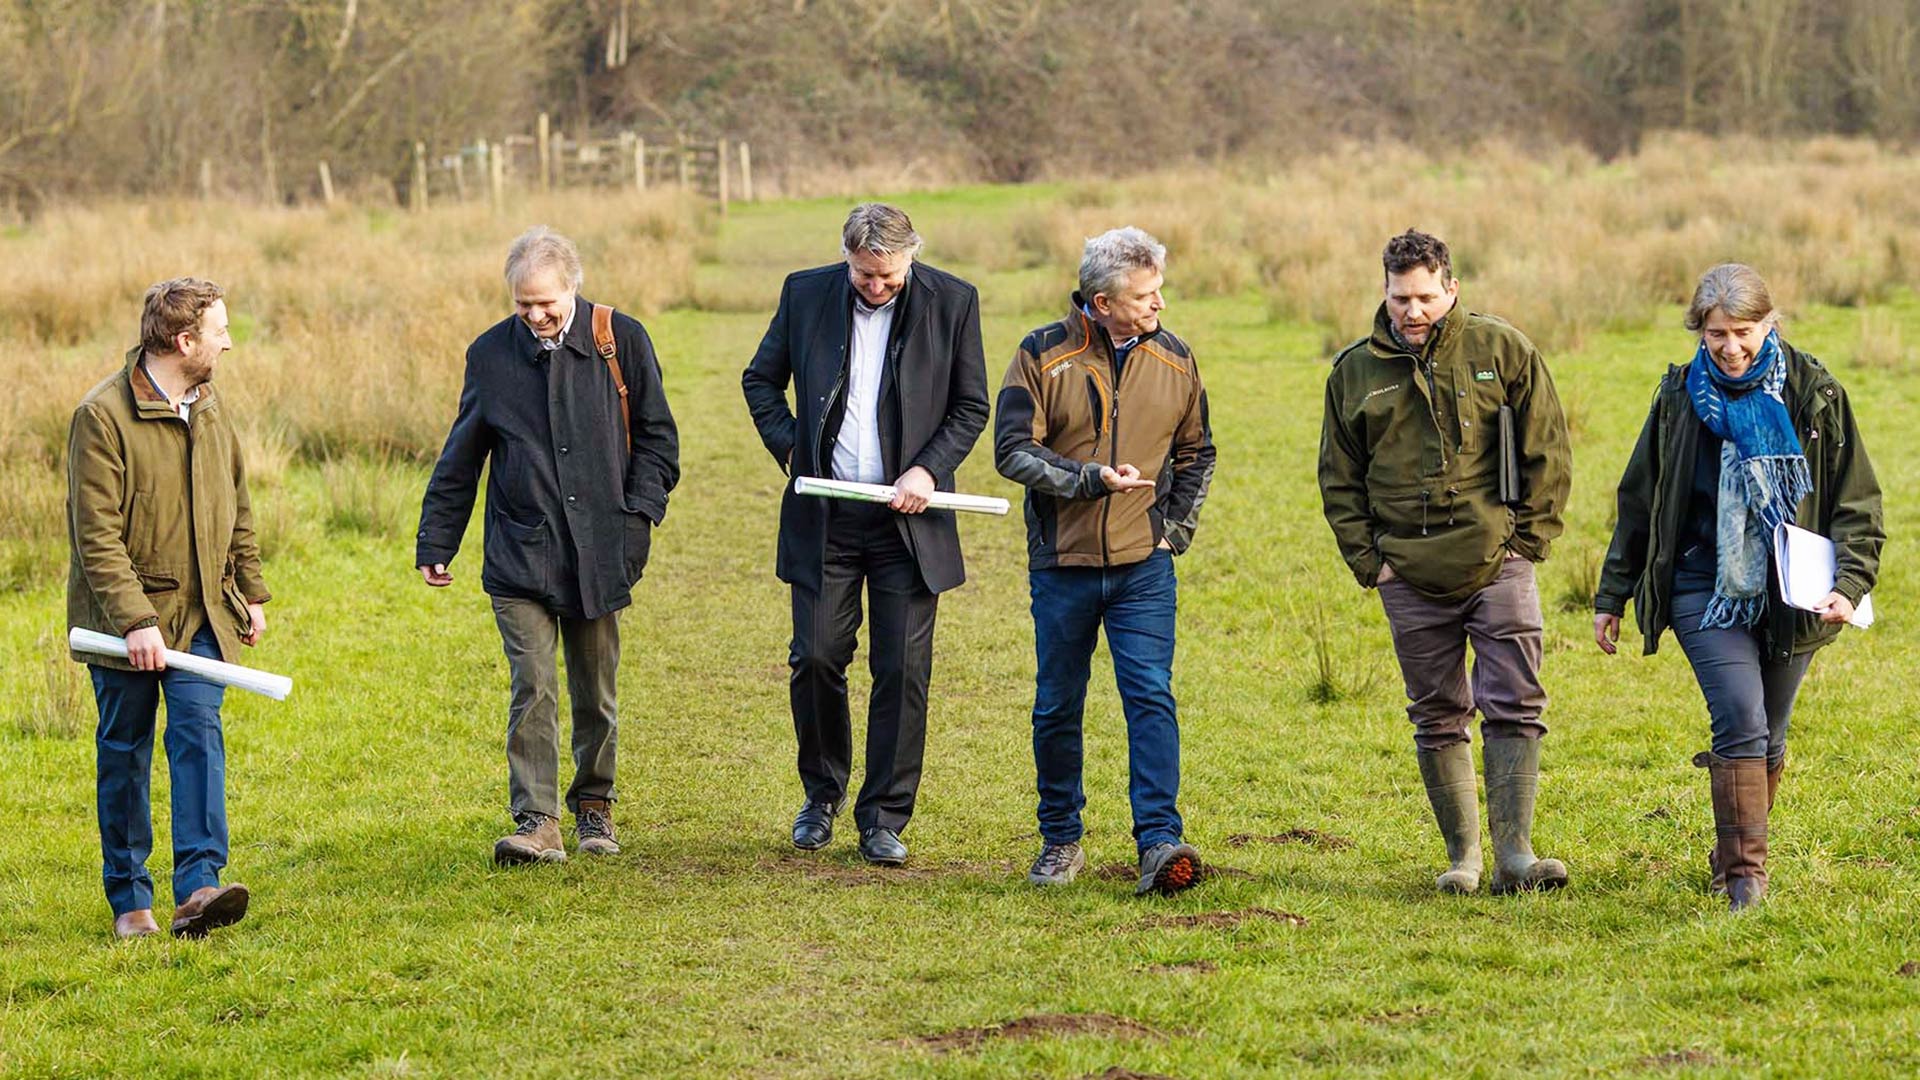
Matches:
[591,303,630,454]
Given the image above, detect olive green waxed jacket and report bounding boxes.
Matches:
[66,347,269,669]
[1594,344,1883,658]
[1319,304,1572,602]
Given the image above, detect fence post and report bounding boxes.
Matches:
[739,141,753,202]
[677,134,689,190]
[411,141,428,211]
[537,112,552,192]
[634,136,647,193]
[452,148,469,201]
[717,138,730,212]
[489,139,506,207]
[199,158,213,200]
[318,161,335,206]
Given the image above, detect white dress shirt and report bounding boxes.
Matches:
[831,294,897,484]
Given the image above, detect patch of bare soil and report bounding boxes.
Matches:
[1898,961,1919,977]
[1144,960,1218,974]
[1637,1050,1718,1069]
[1224,829,1355,850]
[1135,907,1308,930]
[910,1013,1164,1053]
[1081,1069,1181,1080]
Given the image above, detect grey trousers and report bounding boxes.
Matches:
[1669,590,1810,763]
[491,596,621,819]
[1377,558,1548,751]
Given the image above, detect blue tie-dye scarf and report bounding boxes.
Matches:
[1685,329,1811,628]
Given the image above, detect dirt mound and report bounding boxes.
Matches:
[911,1013,1164,1053]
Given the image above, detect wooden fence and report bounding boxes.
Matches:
[298,113,753,211]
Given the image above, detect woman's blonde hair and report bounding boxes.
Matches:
[1684,263,1775,332]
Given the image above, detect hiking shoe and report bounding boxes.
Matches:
[1027,842,1086,886]
[575,799,620,856]
[1136,842,1203,896]
[494,813,567,865]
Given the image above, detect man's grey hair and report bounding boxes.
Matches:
[504,225,584,291]
[1079,226,1166,300]
[841,203,922,260]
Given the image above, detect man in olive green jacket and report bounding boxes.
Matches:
[67,278,268,939]
[1318,230,1572,896]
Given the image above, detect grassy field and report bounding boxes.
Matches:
[1,174,1918,1078]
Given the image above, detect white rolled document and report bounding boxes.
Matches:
[793,476,1010,516]
[68,627,294,701]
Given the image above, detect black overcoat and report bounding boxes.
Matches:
[417,300,680,619]
[741,262,989,594]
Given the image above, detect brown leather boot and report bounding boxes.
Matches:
[1702,752,1785,894]
[494,813,567,865]
[114,909,162,940]
[574,799,620,856]
[1704,753,1769,911]
[170,884,250,938]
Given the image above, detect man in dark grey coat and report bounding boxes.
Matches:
[417,226,679,865]
[742,203,989,865]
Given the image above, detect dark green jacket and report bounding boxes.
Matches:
[1320,304,1572,602]
[1595,344,1883,658]
[66,347,269,670]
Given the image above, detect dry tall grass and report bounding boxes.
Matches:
[991,134,1920,355]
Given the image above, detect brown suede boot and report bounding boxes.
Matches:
[1704,753,1769,911]
[494,813,567,865]
[1702,752,1785,894]
[1417,744,1482,894]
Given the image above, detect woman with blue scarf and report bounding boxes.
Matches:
[1592,264,1884,911]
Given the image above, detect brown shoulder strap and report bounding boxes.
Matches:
[591,303,630,453]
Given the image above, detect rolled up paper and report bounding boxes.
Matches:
[69,627,294,701]
[793,476,1010,516]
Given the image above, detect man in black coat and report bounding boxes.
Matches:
[742,203,989,865]
[417,226,679,866]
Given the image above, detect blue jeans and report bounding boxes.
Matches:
[1029,550,1183,855]
[90,625,229,916]
[1670,591,1810,763]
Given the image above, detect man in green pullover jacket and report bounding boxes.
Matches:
[1318,230,1573,896]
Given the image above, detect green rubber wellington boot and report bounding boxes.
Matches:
[1483,737,1569,896]
[1416,743,1482,894]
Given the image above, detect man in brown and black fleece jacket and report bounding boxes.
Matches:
[995,226,1215,896]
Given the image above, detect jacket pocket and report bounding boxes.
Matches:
[482,512,552,600]
[621,511,652,586]
[132,564,179,594]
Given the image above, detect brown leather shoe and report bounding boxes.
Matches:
[170,884,250,938]
[494,813,567,865]
[114,909,162,940]
[575,799,620,856]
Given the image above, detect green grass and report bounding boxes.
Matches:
[2,192,1918,1078]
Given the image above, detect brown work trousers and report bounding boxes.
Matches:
[1377,557,1548,751]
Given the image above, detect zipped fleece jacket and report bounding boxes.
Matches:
[994,297,1215,569]
[1320,304,1571,602]
[1595,344,1882,659]
[67,347,270,670]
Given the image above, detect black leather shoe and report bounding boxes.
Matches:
[791,799,843,851]
[859,827,908,866]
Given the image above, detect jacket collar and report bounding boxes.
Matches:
[124,345,216,420]
[1065,292,1161,360]
[513,297,594,363]
[1367,300,1462,361]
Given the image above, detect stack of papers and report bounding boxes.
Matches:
[1772,523,1874,629]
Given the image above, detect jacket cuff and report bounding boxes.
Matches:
[1833,574,1870,606]
[122,615,160,634]
[1593,596,1627,617]
[1351,549,1383,589]
[415,544,457,568]
[1508,532,1546,561]
[1076,461,1112,500]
